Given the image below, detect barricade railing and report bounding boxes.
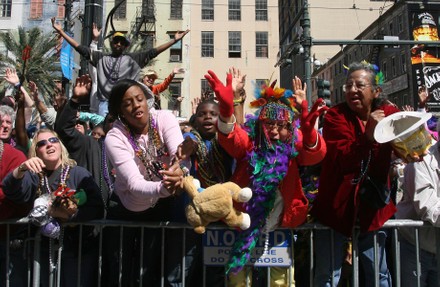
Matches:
[0,219,438,287]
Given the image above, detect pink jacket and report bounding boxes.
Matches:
[105,109,183,212]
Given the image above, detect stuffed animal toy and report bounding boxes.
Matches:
[182,176,252,234]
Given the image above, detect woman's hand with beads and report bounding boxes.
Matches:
[160,161,185,195]
[14,157,46,178]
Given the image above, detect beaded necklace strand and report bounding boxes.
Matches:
[192,131,227,186]
[38,165,71,272]
[101,139,114,192]
[38,165,71,197]
[125,116,169,180]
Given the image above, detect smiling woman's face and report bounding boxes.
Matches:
[35,131,62,168]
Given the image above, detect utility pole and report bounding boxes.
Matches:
[81,0,103,75]
[63,0,72,97]
[302,0,312,106]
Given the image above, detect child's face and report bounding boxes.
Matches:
[194,103,219,139]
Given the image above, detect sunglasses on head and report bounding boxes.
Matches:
[36,137,60,148]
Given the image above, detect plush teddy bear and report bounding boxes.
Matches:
[182,176,252,234]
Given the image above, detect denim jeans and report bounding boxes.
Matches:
[400,237,438,287]
[313,228,392,287]
[98,100,108,117]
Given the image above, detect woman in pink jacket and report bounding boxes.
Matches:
[205,70,327,285]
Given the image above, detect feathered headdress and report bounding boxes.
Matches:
[250,80,298,122]
[361,60,385,85]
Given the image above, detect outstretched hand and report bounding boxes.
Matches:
[229,66,246,96]
[92,23,101,41]
[72,74,92,102]
[300,98,328,147]
[292,76,306,105]
[173,67,185,75]
[28,81,39,101]
[4,68,19,86]
[204,70,234,118]
[51,17,62,32]
[174,29,190,42]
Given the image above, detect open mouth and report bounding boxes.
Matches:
[203,122,214,129]
[134,111,144,118]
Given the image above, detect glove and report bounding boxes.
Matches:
[204,70,234,117]
[300,98,328,147]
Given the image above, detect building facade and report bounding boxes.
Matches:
[277,0,392,93]
[313,1,440,113]
[1,1,280,118]
[100,0,280,119]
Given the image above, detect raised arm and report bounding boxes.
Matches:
[230,67,247,126]
[14,89,29,151]
[51,17,80,49]
[28,81,47,115]
[154,29,190,55]
[4,68,34,108]
[204,70,234,124]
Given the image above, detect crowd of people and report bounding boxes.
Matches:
[0,19,438,287]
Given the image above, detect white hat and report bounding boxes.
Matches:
[374,111,432,143]
[374,111,432,160]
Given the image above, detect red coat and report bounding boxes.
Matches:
[311,103,399,236]
[218,123,326,228]
[0,144,30,237]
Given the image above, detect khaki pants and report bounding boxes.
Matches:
[227,266,295,287]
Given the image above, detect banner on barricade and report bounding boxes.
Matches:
[203,229,292,267]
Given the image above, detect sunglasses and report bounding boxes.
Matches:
[36,137,60,148]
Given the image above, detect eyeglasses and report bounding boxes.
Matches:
[263,120,290,131]
[36,137,60,148]
[343,82,372,92]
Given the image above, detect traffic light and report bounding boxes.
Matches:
[317,79,331,99]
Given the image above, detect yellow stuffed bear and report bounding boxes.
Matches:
[182,176,252,234]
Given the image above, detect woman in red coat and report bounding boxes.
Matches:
[205,71,327,285]
[311,62,399,287]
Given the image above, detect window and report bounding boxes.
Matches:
[388,21,394,36]
[255,0,267,21]
[30,0,43,19]
[228,31,241,58]
[382,60,387,80]
[398,15,403,33]
[170,0,182,19]
[169,33,182,62]
[57,0,65,18]
[201,79,213,96]
[202,0,214,20]
[0,0,11,17]
[256,32,268,58]
[201,31,214,57]
[114,0,126,19]
[228,0,241,21]
[391,56,396,77]
[168,82,182,116]
[400,52,407,73]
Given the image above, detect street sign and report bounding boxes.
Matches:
[203,229,292,267]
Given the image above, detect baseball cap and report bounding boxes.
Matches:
[112,32,130,46]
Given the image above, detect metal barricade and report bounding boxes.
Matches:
[0,219,438,287]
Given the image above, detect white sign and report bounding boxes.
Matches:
[203,229,292,267]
